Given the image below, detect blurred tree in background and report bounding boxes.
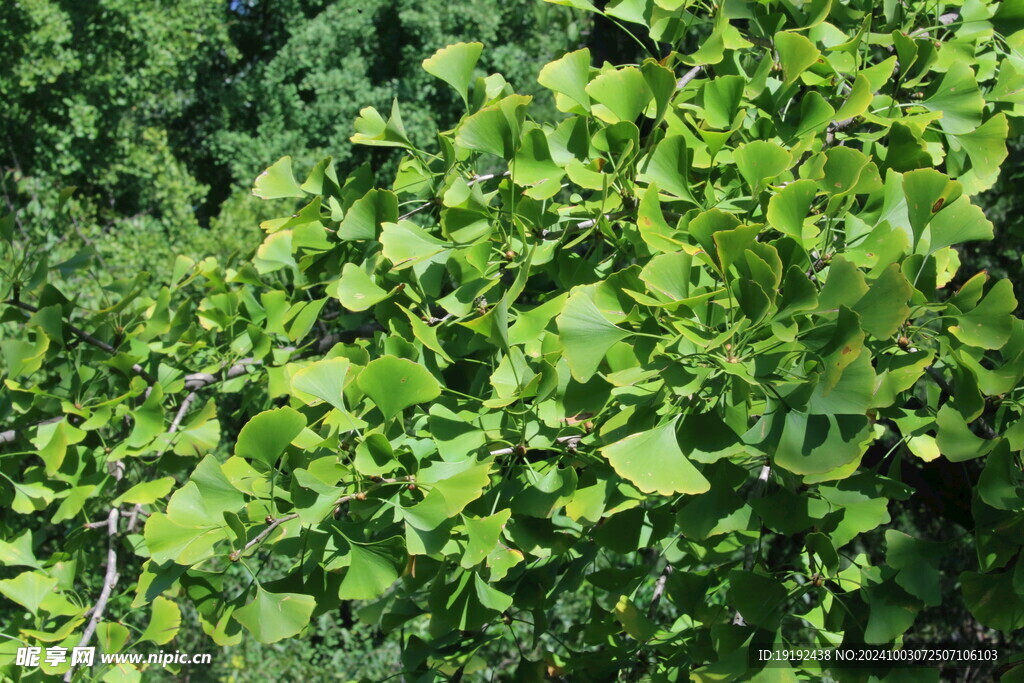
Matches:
[0,0,585,285]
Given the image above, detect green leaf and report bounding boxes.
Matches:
[639,135,693,202]
[235,407,307,467]
[350,100,413,149]
[853,264,912,339]
[600,418,710,496]
[902,169,962,245]
[774,411,872,475]
[978,442,1024,511]
[328,263,391,312]
[928,196,992,253]
[461,510,511,568]
[380,220,451,270]
[357,356,441,421]
[703,75,745,129]
[962,569,1024,633]
[766,179,817,241]
[338,189,398,241]
[816,305,866,391]
[417,458,493,518]
[538,49,591,110]
[950,279,1016,349]
[935,404,995,462]
[0,530,40,569]
[957,114,1009,191]
[862,580,921,644]
[113,477,177,506]
[234,589,316,644]
[422,42,483,105]
[727,570,788,630]
[252,156,305,200]
[455,94,531,158]
[585,66,651,123]
[292,357,351,412]
[557,289,630,381]
[139,596,182,645]
[339,537,405,600]
[614,595,657,640]
[513,127,565,195]
[0,571,57,615]
[734,141,791,193]
[774,31,820,85]
[833,74,873,121]
[923,61,984,135]
[885,530,944,607]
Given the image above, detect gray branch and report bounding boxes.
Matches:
[65,507,120,681]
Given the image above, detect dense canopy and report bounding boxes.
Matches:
[3,0,1024,680]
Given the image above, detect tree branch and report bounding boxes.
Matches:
[399,199,439,220]
[676,65,704,89]
[229,476,417,560]
[468,171,510,187]
[5,300,155,382]
[648,564,674,619]
[489,435,582,457]
[824,117,856,147]
[229,513,300,561]
[65,507,119,682]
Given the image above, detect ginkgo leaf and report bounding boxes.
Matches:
[233,590,316,644]
[252,157,305,199]
[423,42,483,105]
[557,289,630,381]
[600,419,710,496]
[357,356,441,420]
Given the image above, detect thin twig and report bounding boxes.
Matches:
[4,300,154,382]
[426,313,454,326]
[398,199,439,220]
[229,476,417,560]
[229,513,300,561]
[676,65,704,89]
[648,564,674,619]
[65,507,119,681]
[467,171,509,186]
[824,117,856,147]
[489,435,581,457]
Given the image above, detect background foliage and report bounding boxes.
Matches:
[3,0,1024,681]
[0,0,582,286]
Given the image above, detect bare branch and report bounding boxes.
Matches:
[648,564,674,619]
[489,435,582,457]
[229,476,417,560]
[824,117,856,147]
[467,171,510,186]
[676,65,704,89]
[229,513,300,561]
[65,507,120,682]
[168,391,199,434]
[399,199,439,220]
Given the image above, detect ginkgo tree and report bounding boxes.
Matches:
[3,0,1024,680]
